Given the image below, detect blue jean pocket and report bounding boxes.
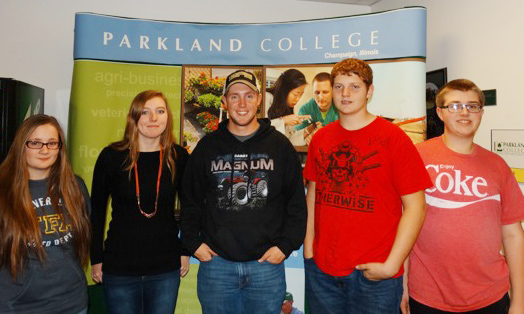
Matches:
[358,271,383,285]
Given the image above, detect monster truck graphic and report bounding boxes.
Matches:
[217,170,268,210]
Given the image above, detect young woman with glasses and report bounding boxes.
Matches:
[0,114,91,314]
[90,90,189,314]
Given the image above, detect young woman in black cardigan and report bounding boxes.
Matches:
[90,90,189,314]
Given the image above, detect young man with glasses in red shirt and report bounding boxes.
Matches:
[405,79,524,313]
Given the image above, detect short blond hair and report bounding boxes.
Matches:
[436,79,485,108]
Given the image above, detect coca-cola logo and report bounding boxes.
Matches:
[426,164,488,198]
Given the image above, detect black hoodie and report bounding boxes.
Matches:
[181,118,307,262]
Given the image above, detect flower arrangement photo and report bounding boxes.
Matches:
[182,68,226,151]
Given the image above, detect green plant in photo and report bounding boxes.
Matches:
[184,89,195,104]
[183,131,198,144]
[197,93,222,109]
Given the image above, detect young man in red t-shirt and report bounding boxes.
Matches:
[303,58,432,313]
[405,79,524,313]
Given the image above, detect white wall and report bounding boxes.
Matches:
[0,0,370,131]
[372,0,524,152]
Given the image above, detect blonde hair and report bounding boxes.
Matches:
[436,79,485,108]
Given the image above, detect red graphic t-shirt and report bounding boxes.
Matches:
[304,118,432,276]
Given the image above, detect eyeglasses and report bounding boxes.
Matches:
[25,141,62,150]
[441,102,483,113]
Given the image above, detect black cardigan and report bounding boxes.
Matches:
[90,145,189,275]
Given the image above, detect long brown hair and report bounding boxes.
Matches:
[267,69,307,119]
[111,90,177,180]
[0,115,91,278]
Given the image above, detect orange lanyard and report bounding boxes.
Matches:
[134,149,163,218]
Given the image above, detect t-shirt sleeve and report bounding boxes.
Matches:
[303,131,319,182]
[500,160,524,225]
[389,128,432,196]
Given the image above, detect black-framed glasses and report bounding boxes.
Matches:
[25,141,62,150]
[441,102,483,113]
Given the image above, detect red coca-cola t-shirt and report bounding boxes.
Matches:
[409,136,524,312]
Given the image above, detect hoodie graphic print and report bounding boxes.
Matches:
[212,153,272,211]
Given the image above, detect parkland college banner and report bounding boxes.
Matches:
[70,7,426,313]
[491,129,524,183]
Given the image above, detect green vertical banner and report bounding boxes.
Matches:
[69,60,182,183]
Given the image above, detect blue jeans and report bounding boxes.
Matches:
[197,256,286,314]
[305,258,403,314]
[102,270,180,314]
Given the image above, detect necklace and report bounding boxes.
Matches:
[134,149,163,218]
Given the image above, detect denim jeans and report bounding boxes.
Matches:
[197,256,286,314]
[304,258,403,314]
[102,270,180,314]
